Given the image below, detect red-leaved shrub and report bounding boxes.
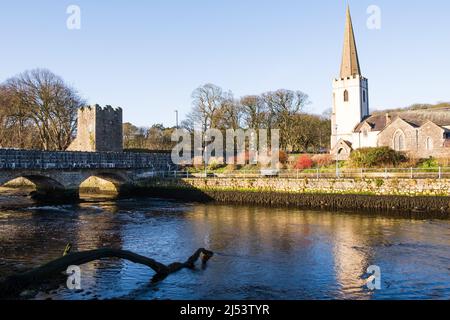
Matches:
[294,155,313,170]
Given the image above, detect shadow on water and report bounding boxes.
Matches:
[130,180,450,220]
[3,175,450,219]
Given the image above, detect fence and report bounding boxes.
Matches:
[152,167,450,180]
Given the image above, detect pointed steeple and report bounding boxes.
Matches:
[340,6,361,78]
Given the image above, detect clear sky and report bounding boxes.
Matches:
[1,0,449,127]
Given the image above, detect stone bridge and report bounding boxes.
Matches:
[0,149,173,200]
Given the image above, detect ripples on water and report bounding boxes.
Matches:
[0,191,449,300]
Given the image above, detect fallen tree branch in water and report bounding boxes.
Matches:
[0,248,214,299]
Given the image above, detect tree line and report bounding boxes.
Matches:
[123,123,175,151]
[0,70,330,153]
[180,83,330,153]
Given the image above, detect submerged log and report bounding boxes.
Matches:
[0,248,214,299]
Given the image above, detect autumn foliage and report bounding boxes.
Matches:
[279,151,288,164]
[311,154,333,167]
[294,155,313,170]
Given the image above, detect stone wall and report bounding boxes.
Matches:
[67,106,97,152]
[377,118,450,158]
[143,177,450,197]
[140,177,450,213]
[67,105,123,152]
[95,106,123,152]
[0,149,172,170]
[417,122,449,158]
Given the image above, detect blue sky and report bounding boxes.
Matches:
[1,0,450,127]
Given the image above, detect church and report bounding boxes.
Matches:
[331,7,450,160]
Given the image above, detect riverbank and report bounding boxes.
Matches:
[136,178,450,215]
[2,177,450,215]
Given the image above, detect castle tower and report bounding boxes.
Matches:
[67,105,123,152]
[331,6,369,149]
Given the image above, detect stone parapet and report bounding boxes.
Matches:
[0,149,172,170]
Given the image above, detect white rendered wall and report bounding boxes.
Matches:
[351,131,379,149]
[331,75,369,149]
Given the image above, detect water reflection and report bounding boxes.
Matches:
[0,196,449,300]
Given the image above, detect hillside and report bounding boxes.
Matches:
[372,103,450,127]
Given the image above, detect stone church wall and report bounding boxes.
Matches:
[377,119,417,152]
[417,122,449,159]
[378,119,450,159]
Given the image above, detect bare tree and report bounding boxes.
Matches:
[261,89,310,150]
[0,88,10,147]
[4,69,84,151]
[240,95,268,129]
[215,92,242,130]
[0,85,38,149]
[123,123,176,151]
[189,84,226,133]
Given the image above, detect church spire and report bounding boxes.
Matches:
[340,6,361,78]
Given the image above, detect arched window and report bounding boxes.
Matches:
[426,137,433,151]
[363,90,366,103]
[344,90,349,102]
[393,130,406,151]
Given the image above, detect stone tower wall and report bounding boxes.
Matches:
[67,105,123,152]
[95,105,123,152]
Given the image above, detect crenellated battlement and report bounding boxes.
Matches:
[80,104,123,114]
[334,75,367,82]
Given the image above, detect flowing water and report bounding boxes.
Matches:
[0,189,449,300]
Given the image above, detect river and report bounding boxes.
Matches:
[0,189,449,300]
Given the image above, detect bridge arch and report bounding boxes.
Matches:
[0,174,72,201]
[1,174,65,192]
[79,172,130,198]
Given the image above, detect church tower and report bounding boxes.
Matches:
[331,6,369,149]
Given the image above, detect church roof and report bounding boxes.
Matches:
[340,6,361,78]
[355,108,450,132]
[354,114,387,132]
[331,139,354,153]
[337,139,353,148]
